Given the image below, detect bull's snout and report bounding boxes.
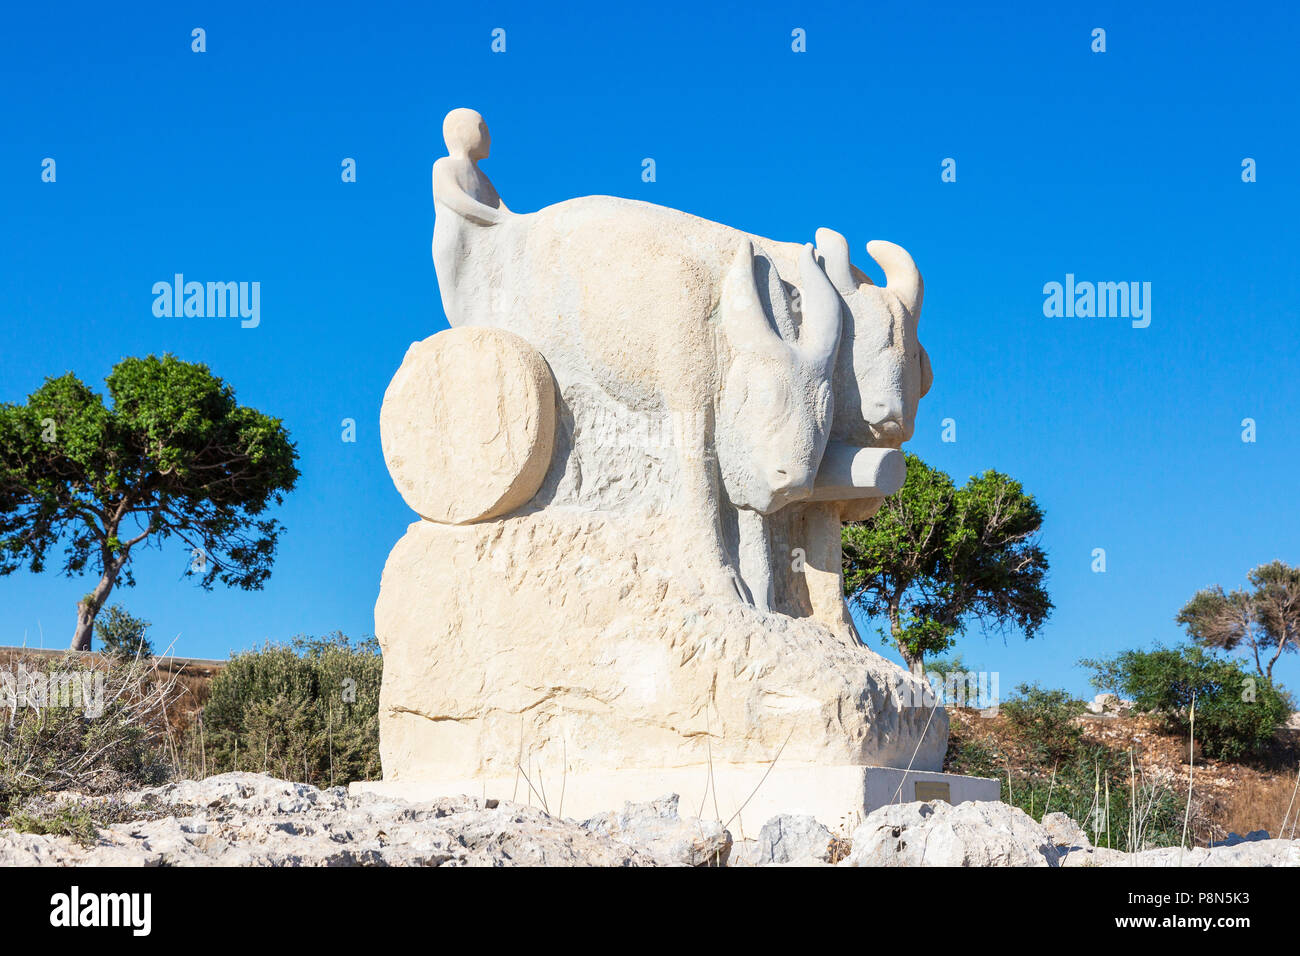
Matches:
[763,463,817,509]
[863,395,908,445]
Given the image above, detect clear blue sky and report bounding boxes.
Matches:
[1,1,1296,698]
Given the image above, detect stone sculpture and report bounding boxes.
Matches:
[361,108,948,825]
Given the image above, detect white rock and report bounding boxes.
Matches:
[581,794,730,867]
[1062,840,1300,867]
[757,814,837,864]
[1085,693,1133,716]
[0,774,659,867]
[1041,811,1092,849]
[840,801,1062,867]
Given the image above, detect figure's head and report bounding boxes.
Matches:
[443,108,491,160]
[716,241,841,513]
[814,233,932,449]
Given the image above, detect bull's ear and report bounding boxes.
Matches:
[814,228,856,294]
[919,345,934,397]
[720,240,786,359]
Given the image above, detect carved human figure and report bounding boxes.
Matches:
[432,108,510,323]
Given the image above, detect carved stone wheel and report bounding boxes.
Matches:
[380,326,556,524]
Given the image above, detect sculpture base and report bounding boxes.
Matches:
[374,513,948,788]
[350,765,999,835]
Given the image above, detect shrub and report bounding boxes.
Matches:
[1081,644,1293,761]
[0,654,178,816]
[189,632,381,787]
[1000,683,1087,761]
[8,803,99,845]
[944,725,1186,850]
[94,605,153,660]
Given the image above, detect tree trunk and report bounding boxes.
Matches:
[900,647,926,679]
[888,599,926,679]
[69,560,124,651]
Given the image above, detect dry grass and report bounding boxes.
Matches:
[1216,771,1300,839]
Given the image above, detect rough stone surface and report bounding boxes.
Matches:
[580,794,731,866]
[757,814,837,864]
[1042,811,1092,850]
[841,800,1300,868]
[1085,693,1135,716]
[728,839,764,867]
[376,512,947,783]
[5,776,1298,867]
[0,774,670,867]
[1061,840,1300,867]
[840,801,1063,867]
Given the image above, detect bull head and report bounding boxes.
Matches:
[715,239,842,513]
[814,228,932,450]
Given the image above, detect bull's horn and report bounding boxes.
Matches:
[796,242,842,372]
[866,239,924,319]
[720,240,785,359]
[814,227,856,294]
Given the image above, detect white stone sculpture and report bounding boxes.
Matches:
[360,108,949,826]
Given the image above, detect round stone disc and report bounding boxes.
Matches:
[380,326,556,524]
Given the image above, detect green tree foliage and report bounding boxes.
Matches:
[0,355,299,650]
[93,604,153,660]
[842,453,1052,676]
[194,633,381,787]
[1177,561,1300,680]
[1081,644,1293,760]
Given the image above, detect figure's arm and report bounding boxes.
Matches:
[432,158,507,226]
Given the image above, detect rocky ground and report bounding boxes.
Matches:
[2,772,1299,866]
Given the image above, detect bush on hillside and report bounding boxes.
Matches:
[1000,683,1087,761]
[945,725,1186,851]
[190,632,381,787]
[1081,644,1292,761]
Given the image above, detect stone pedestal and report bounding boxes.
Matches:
[351,765,999,833]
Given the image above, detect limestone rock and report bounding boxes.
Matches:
[1041,811,1092,850]
[0,773,660,867]
[757,813,837,864]
[840,800,1062,867]
[7,775,1300,867]
[375,512,948,784]
[727,839,764,867]
[1085,693,1133,716]
[1061,840,1300,867]
[380,327,555,524]
[581,794,730,866]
